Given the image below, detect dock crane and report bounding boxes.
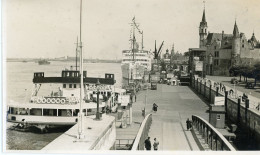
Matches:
[153,40,164,60]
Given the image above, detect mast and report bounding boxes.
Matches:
[76,37,78,71]
[78,0,84,139]
[132,18,135,63]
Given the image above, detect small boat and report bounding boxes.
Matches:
[7,70,117,130]
[38,59,50,65]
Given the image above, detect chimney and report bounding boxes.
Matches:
[222,31,224,39]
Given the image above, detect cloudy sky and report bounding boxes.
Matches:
[3,0,260,59]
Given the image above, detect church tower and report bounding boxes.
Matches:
[199,7,208,48]
[231,20,240,66]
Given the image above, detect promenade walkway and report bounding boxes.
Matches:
[135,84,209,151]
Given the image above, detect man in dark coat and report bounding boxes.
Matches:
[144,137,151,150]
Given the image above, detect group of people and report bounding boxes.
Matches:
[144,137,159,151]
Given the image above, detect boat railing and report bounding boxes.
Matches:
[192,115,236,151]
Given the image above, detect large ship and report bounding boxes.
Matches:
[121,17,152,88]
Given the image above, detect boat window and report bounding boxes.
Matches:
[19,108,28,115]
[69,84,72,88]
[74,84,77,88]
[63,84,66,88]
[30,108,42,116]
[73,109,80,116]
[58,109,73,116]
[43,109,57,116]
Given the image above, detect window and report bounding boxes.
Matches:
[63,84,66,88]
[214,59,219,66]
[217,114,221,120]
[214,51,219,57]
[69,84,72,88]
[74,84,77,88]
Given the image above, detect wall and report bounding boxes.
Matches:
[191,77,260,148]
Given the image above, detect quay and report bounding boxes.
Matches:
[133,84,208,150]
[42,115,116,152]
[42,83,239,151]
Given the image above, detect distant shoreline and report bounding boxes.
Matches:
[6,58,121,63]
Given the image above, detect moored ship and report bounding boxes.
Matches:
[121,17,151,89]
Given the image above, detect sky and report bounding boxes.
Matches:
[2,0,260,59]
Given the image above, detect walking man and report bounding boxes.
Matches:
[144,137,151,150]
[153,138,159,151]
[153,103,158,112]
[186,118,190,130]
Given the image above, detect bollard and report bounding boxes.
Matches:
[237,98,241,126]
[225,91,228,120]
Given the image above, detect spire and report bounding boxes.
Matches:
[200,1,207,27]
[202,9,206,22]
[233,20,239,37]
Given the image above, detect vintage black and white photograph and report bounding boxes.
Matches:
[2,0,260,153]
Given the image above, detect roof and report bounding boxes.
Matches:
[233,21,239,37]
[206,33,232,45]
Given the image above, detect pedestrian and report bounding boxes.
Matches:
[186,118,190,130]
[130,95,133,103]
[153,103,158,112]
[135,94,137,102]
[153,138,159,151]
[144,137,151,150]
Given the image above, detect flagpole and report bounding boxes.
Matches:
[78,0,84,139]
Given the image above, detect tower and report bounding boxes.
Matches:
[231,20,240,66]
[199,6,208,48]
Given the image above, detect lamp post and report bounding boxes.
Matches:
[96,78,101,120]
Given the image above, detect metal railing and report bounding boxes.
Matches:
[131,113,152,150]
[192,115,236,151]
[116,139,134,150]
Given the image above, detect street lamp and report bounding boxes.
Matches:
[95,78,101,120]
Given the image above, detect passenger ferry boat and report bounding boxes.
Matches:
[121,18,152,88]
[7,70,117,129]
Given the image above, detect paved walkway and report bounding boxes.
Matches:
[136,84,209,151]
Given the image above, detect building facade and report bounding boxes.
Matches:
[198,8,260,76]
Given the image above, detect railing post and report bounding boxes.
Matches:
[204,81,206,97]
[237,98,241,126]
[210,130,213,150]
[209,85,212,103]
[215,136,218,150]
[225,91,228,120]
[200,80,202,94]
[245,99,249,129]
[206,126,209,144]
[221,140,224,150]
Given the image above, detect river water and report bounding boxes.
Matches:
[5,61,122,150]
